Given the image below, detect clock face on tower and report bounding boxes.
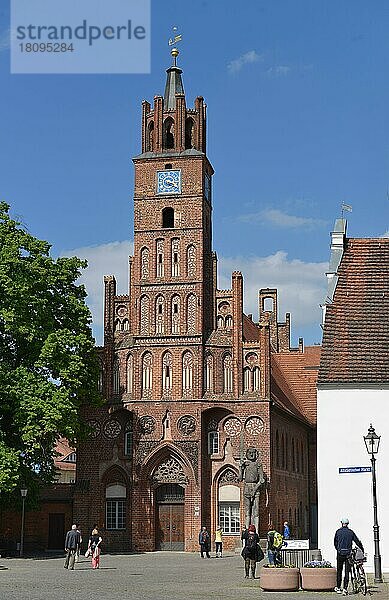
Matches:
[157,170,182,194]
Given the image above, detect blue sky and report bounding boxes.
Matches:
[1,1,389,346]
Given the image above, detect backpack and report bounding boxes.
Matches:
[269,530,283,549]
[246,533,257,549]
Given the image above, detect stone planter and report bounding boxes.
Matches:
[259,567,300,591]
[300,567,337,591]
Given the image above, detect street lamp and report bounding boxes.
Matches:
[20,487,28,558]
[363,424,382,583]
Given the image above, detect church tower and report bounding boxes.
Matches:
[127,45,215,401]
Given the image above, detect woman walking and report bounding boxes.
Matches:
[87,528,102,569]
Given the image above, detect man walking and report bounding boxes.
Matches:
[334,518,364,596]
[64,524,81,570]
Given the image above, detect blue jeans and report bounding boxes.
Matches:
[268,549,281,566]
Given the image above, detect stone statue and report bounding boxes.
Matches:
[239,447,265,531]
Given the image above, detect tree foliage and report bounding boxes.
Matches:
[0,202,99,493]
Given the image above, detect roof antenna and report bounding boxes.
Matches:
[340,201,352,220]
[168,26,182,66]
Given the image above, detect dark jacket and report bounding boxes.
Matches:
[241,532,260,560]
[334,527,364,556]
[65,529,80,550]
[198,529,210,548]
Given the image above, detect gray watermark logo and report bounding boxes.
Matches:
[11,0,150,74]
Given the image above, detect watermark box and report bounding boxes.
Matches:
[11,0,150,74]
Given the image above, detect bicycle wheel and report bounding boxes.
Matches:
[359,575,367,596]
[351,566,358,594]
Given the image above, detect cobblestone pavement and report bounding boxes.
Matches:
[0,553,387,600]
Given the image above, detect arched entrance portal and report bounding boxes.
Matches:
[155,484,185,551]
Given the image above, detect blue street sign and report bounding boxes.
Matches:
[339,466,372,474]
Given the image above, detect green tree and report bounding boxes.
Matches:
[0,202,99,494]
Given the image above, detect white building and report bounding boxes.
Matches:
[317,220,389,573]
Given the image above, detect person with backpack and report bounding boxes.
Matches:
[198,526,211,558]
[267,527,283,566]
[334,518,364,596]
[241,524,263,578]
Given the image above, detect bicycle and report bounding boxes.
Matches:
[348,547,368,595]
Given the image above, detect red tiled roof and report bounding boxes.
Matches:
[54,438,76,471]
[319,238,389,384]
[272,346,321,425]
[243,314,260,341]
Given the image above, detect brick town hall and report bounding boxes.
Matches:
[74,48,321,553]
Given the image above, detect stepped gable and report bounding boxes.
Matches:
[319,238,389,384]
[272,346,321,425]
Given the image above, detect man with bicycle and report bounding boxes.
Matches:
[334,518,364,596]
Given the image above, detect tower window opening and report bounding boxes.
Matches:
[185,118,194,149]
[263,297,274,312]
[162,207,174,228]
[163,117,175,149]
[165,163,172,169]
[173,253,178,263]
[173,303,178,314]
[158,304,163,314]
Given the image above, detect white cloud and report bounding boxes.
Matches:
[239,208,327,229]
[267,65,291,77]
[61,240,132,344]
[218,251,328,330]
[227,50,263,74]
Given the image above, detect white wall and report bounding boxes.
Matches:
[317,388,389,573]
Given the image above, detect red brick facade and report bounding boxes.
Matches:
[73,57,319,553]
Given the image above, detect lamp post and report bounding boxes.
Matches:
[20,487,28,558]
[363,424,382,583]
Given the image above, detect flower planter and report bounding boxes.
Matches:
[300,567,337,591]
[259,567,300,591]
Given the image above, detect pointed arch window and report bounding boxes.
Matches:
[205,354,214,393]
[162,352,173,395]
[223,354,233,393]
[186,244,196,277]
[142,352,153,396]
[185,117,194,149]
[187,294,197,334]
[113,357,120,396]
[156,239,164,277]
[244,367,251,392]
[171,238,180,276]
[217,315,224,329]
[140,247,150,279]
[126,354,133,395]
[155,295,165,334]
[253,367,260,392]
[182,351,193,397]
[276,430,280,468]
[225,315,233,328]
[171,294,181,334]
[122,319,129,331]
[163,117,175,149]
[124,422,133,458]
[140,295,150,335]
[106,483,126,530]
[146,121,154,152]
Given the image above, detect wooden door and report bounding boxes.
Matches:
[156,503,184,550]
[47,513,65,550]
[156,484,185,551]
